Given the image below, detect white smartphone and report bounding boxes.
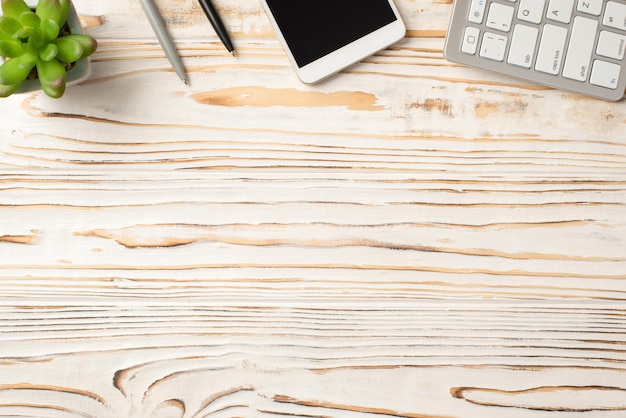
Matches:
[259,0,406,84]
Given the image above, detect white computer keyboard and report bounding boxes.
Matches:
[444,0,626,101]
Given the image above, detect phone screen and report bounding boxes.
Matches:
[265,0,398,68]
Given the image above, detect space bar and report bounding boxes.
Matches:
[563,16,598,81]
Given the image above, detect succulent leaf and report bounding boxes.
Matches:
[0,39,22,56]
[58,0,69,27]
[26,25,43,47]
[53,33,95,60]
[39,17,59,41]
[1,0,30,20]
[12,26,33,40]
[0,24,11,40]
[68,34,95,57]
[19,10,40,29]
[35,0,62,26]
[0,79,24,96]
[0,50,36,84]
[38,42,56,61]
[0,16,22,37]
[51,35,81,62]
[36,56,65,98]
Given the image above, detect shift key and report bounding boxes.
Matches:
[563,17,598,81]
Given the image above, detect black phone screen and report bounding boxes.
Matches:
[265,0,398,68]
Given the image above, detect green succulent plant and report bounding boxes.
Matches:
[0,0,97,98]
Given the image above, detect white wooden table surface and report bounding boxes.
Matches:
[1,0,625,417]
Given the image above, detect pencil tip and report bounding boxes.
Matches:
[183,79,189,86]
[230,50,236,57]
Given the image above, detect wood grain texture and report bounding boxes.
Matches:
[1,0,625,417]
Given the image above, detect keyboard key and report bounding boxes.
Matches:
[469,0,488,24]
[480,32,508,61]
[563,17,598,81]
[535,24,568,75]
[603,2,626,31]
[577,0,603,16]
[486,2,515,32]
[518,0,546,24]
[590,60,621,89]
[508,24,539,68]
[462,26,481,55]
[547,0,574,23]
[596,30,626,60]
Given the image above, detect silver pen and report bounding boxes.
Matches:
[139,0,189,85]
